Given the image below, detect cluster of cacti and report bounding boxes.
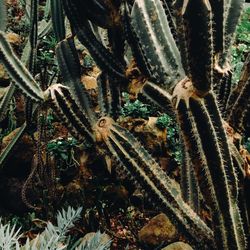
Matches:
[0,0,249,249]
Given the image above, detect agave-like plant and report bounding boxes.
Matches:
[0,0,249,249]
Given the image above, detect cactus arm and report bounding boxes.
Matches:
[56,37,96,124]
[181,149,201,214]
[222,0,244,64]
[97,72,122,119]
[0,31,44,102]
[0,123,27,169]
[107,25,126,66]
[62,0,126,80]
[160,0,178,47]
[227,81,250,133]
[227,53,250,133]
[209,0,227,55]
[189,96,245,249]
[97,73,112,117]
[213,72,232,114]
[140,80,173,114]
[68,0,117,29]
[173,79,246,249]
[203,93,238,196]
[174,0,213,95]
[51,0,65,42]
[129,0,185,91]
[45,84,94,143]
[102,123,214,247]
[123,2,153,78]
[131,0,185,90]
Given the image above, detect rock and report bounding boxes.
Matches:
[0,64,10,86]
[161,242,193,250]
[138,213,177,246]
[118,117,167,155]
[81,75,97,90]
[80,232,111,246]
[6,32,22,46]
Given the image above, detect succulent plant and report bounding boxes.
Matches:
[0,0,249,249]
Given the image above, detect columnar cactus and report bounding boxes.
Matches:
[0,0,249,249]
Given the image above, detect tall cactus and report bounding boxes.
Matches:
[125,0,247,249]
[0,0,248,249]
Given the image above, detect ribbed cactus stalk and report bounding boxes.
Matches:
[174,0,213,95]
[172,79,246,249]
[181,149,200,214]
[44,84,94,143]
[97,72,122,119]
[99,120,214,247]
[62,0,126,80]
[51,0,65,42]
[227,53,250,133]
[48,40,214,247]
[126,0,185,90]
[56,37,96,124]
[0,31,44,102]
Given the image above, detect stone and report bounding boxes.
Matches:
[6,32,22,46]
[0,64,10,85]
[138,213,177,246]
[81,75,97,90]
[161,242,193,250]
[118,117,167,155]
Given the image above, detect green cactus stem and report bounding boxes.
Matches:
[181,149,201,214]
[173,79,246,249]
[45,84,94,143]
[106,122,214,247]
[174,0,213,95]
[227,53,250,133]
[56,37,95,124]
[0,31,44,102]
[62,0,126,80]
[51,0,65,42]
[97,73,121,119]
[129,0,185,91]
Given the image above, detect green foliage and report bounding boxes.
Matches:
[83,54,95,69]
[0,219,21,249]
[47,137,78,168]
[120,92,150,119]
[156,114,182,164]
[232,8,250,83]
[243,137,250,152]
[156,113,172,129]
[0,207,109,250]
[37,35,57,66]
